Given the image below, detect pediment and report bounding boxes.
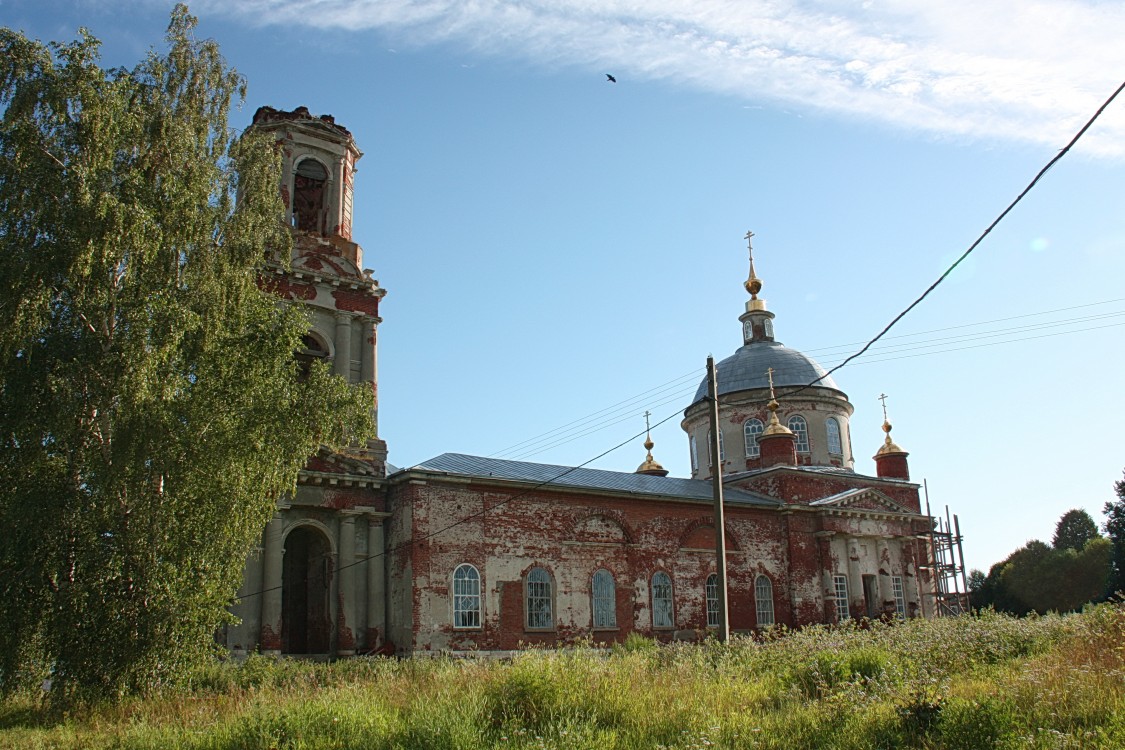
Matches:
[811,488,910,514]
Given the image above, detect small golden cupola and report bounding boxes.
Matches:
[636,412,669,477]
[873,393,910,480]
[757,367,798,467]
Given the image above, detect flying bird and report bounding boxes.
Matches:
[606,74,616,83]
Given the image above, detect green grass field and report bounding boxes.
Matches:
[3,604,1123,749]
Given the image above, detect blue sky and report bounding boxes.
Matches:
[5,1,1125,575]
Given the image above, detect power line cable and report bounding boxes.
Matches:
[787,77,1125,397]
[501,302,1125,459]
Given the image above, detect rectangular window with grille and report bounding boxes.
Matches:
[652,573,674,628]
[705,574,719,627]
[592,570,617,629]
[892,576,906,620]
[526,568,553,629]
[833,574,850,621]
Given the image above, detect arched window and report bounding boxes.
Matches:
[787,415,809,453]
[744,418,764,458]
[591,569,616,629]
[293,158,328,233]
[826,417,842,456]
[755,575,775,628]
[525,567,553,630]
[295,333,330,380]
[453,564,481,629]
[690,435,698,472]
[652,572,674,628]
[705,573,719,627]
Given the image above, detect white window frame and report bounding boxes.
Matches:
[892,576,906,620]
[705,573,719,628]
[453,563,481,629]
[833,574,850,622]
[652,572,674,629]
[690,435,698,472]
[591,569,617,629]
[755,575,775,628]
[744,418,764,458]
[787,415,810,453]
[525,567,554,630]
[826,417,842,456]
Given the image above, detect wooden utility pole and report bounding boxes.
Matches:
[707,355,730,641]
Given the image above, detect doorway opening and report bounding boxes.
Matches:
[282,525,333,654]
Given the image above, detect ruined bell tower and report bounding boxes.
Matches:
[225,107,390,658]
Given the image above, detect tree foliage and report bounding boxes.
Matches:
[1053,508,1100,552]
[1104,469,1125,596]
[0,7,374,702]
[975,527,1112,616]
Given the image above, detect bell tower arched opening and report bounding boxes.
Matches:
[293,158,328,234]
[282,525,333,654]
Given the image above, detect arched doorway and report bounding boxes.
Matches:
[282,525,333,654]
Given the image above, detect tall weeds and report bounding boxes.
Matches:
[2,604,1122,749]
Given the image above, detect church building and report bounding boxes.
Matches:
[225,107,940,657]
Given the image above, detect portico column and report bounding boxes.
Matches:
[878,539,893,616]
[334,312,353,380]
[234,544,264,654]
[260,514,285,654]
[359,318,377,432]
[847,536,863,619]
[367,518,386,648]
[337,513,358,655]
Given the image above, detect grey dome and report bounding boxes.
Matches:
[690,341,839,406]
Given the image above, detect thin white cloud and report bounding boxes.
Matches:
[194,0,1125,156]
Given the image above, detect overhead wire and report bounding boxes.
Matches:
[235,79,1125,608]
[785,76,1125,398]
[497,299,1125,460]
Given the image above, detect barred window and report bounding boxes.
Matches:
[744,418,764,458]
[755,575,775,628]
[826,417,843,455]
[453,564,481,628]
[833,574,850,622]
[652,572,674,628]
[892,576,906,620]
[526,567,553,629]
[705,573,719,628]
[787,415,810,453]
[592,569,617,629]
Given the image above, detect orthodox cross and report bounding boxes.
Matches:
[767,367,777,400]
[643,410,652,434]
[744,230,755,262]
[878,393,889,421]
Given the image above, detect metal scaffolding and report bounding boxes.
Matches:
[924,481,969,616]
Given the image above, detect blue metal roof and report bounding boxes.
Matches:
[400,453,780,507]
[689,341,841,407]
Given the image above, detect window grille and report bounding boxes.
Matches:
[453,564,481,628]
[755,575,775,627]
[652,572,674,628]
[526,567,553,629]
[592,569,616,629]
